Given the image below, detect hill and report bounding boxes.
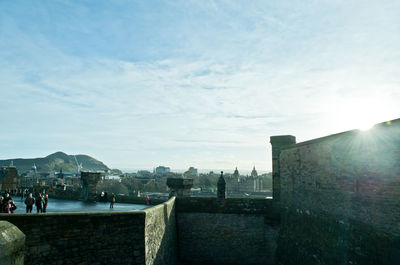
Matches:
[0,151,111,173]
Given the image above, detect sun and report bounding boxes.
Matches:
[323,97,394,133]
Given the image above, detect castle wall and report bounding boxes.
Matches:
[277,120,400,264]
[145,197,177,265]
[0,197,177,265]
[175,197,280,265]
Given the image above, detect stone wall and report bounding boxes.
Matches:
[0,198,177,265]
[0,212,146,265]
[277,119,400,264]
[47,188,82,200]
[175,197,279,265]
[145,197,177,265]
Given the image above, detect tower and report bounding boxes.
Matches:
[217,171,226,199]
[270,135,296,202]
[251,165,258,178]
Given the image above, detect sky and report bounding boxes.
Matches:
[1,0,400,173]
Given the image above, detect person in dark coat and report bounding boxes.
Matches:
[24,193,35,213]
[43,194,49,212]
[35,193,43,213]
[110,193,115,208]
[3,193,12,204]
[0,195,4,213]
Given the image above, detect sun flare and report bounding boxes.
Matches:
[323,97,394,133]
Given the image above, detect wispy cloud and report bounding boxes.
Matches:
[1,0,400,171]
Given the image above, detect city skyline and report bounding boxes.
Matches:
[1,1,400,171]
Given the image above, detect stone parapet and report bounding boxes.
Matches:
[166,178,193,198]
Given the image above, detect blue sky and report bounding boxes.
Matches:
[1,0,399,173]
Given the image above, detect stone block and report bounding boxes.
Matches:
[0,221,25,265]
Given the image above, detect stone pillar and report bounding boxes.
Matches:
[80,171,102,201]
[0,221,25,265]
[270,135,296,202]
[166,178,193,198]
[217,171,226,199]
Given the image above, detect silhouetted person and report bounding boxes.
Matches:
[0,196,4,213]
[110,193,115,208]
[25,193,35,213]
[35,193,43,213]
[43,194,49,212]
[3,193,12,204]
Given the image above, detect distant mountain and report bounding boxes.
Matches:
[0,151,111,173]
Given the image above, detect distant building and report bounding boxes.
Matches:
[225,166,263,194]
[184,166,198,177]
[0,165,20,191]
[154,166,170,174]
[188,167,198,175]
[250,165,258,177]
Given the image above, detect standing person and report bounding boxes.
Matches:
[24,193,35,213]
[0,195,4,213]
[2,193,12,212]
[145,196,150,205]
[43,194,49,213]
[5,200,12,214]
[35,193,43,213]
[110,193,115,208]
[21,189,25,201]
[3,193,12,205]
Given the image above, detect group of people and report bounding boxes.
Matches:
[0,190,49,214]
[100,191,116,208]
[24,192,49,213]
[0,192,18,213]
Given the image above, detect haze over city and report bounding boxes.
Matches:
[1,0,399,172]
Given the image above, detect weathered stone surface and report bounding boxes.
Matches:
[80,171,102,201]
[276,119,400,264]
[0,221,25,265]
[166,178,193,197]
[1,211,146,264]
[176,197,279,216]
[144,197,177,265]
[175,197,279,265]
[177,212,278,265]
[0,197,177,265]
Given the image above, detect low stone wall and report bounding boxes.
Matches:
[0,211,146,265]
[144,197,177,265]
[0,197,177,265]
[175,197,279,265]
[176,197,279,216]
